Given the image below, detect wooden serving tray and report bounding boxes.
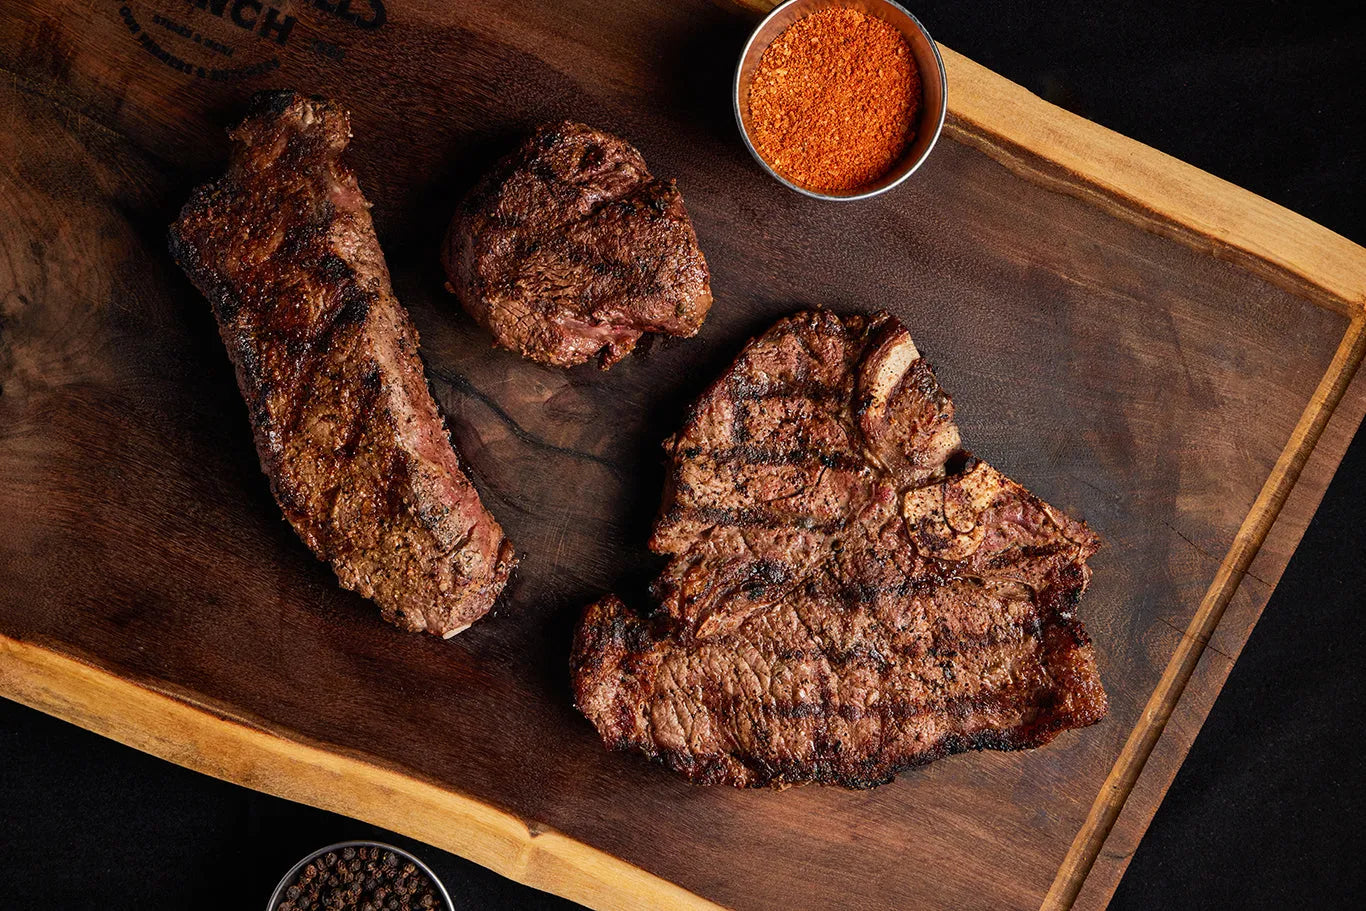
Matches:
[2,1,1363,909]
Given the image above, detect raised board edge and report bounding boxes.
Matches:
[2,34,1365,911]
[1041,316,1366,909]
[940,45,1366,317]
[0,634,727,911]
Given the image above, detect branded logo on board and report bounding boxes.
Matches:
[117,0,386,80]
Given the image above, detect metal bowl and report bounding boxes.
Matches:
[734,0,948,201]
[266,841,454,911]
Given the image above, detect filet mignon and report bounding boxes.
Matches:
[443,122,712,368]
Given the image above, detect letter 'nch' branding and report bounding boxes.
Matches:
[118,0,385,80]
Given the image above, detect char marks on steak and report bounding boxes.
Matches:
[170,91,514,637]
[443,122,712,368]
[571,310,1106,787]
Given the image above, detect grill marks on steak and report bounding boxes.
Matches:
[651,315,964,641]
[170,92,514,637]
[443,122,712,368]
[572,310,1107,787]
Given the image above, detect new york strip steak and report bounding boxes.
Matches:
[170,92,514,637]
[572,310,1107,787]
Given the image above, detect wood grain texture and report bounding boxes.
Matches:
[1042,316,1366,911]
[0,634,721,911]
[1,2,1364,910]
[936,45,1366,316]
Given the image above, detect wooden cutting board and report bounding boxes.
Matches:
[2,1,1363,909]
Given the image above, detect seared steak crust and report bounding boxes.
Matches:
[170,91,514,637]
[572,310,1106,787]
[443,121,712,368]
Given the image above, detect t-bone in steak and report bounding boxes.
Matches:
[571,310,1107,788]
[170,92,514,637]
[443,121,712,368]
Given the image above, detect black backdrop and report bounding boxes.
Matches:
[2,1,1363,908]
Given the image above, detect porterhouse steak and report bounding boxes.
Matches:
[572,310,1107,787]
[170,92,514,637]
[443,121,712,368]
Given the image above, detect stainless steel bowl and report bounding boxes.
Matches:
[266,841,454,911]
[734,0,948,201]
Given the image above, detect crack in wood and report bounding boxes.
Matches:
[1161,521,1273,588]
[425,364,626,477]
[1156,615,1236,664]
[3,65,176,173]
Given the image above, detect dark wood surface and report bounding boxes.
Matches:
[1,2,1362,909]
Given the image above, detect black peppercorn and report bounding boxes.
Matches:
[275,845,443,911]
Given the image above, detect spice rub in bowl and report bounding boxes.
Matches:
[735,0,948,201]
[750,9,921,192]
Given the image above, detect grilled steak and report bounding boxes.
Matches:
[170,92,514,637]
[572,310,1106,787]
[443,121,712,368]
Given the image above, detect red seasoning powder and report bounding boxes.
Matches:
[748,8,922,193]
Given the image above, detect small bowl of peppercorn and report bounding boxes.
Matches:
[267,841,454,911]
[735,0,947,201]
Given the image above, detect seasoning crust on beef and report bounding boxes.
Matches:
[443,121,712,368]
[170,91,515,637]
[572,310,1107,788]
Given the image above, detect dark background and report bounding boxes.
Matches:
[3,1,1363,908]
